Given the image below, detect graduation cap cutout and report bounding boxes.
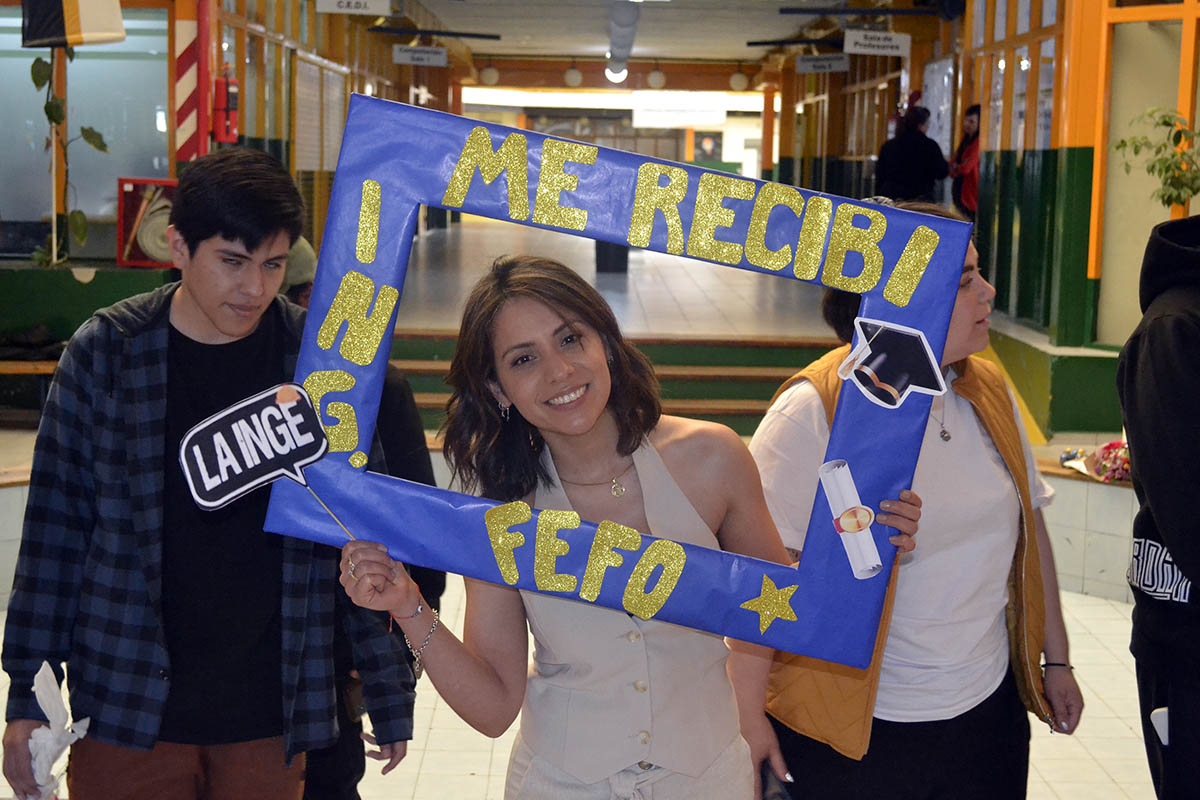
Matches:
[836,317,947,410]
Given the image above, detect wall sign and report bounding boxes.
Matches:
[796,54,851,74]
[844,29,913,58]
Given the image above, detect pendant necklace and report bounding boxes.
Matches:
[931,397,952,442]
[558,461,636,498]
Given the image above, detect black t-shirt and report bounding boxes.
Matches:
[159,310,288,744]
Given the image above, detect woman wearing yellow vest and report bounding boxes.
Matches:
[747,202,1084,799]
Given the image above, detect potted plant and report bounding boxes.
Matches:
[1113,107,1200,209]
[30,48,108,265]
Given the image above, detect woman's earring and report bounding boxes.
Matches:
[498,401,511,421]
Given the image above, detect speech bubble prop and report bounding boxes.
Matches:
[264,96,973,667]
[181,383,327,510]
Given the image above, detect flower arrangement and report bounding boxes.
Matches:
[1091,441,1131,484]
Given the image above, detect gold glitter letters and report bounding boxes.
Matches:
[303,370,359,453]
[316,271,399,367]
[484,501,531,586]
[579,520,641,601]
[532,140,598,231]
[793,195,832,280]
[622,539,686,620]
[745,183,805,272]
[356,180,381,264]
[821,203,887,294]
[686,172,756,265]
[627,162,688,254]
[883,225,940,307]
[534,509,580,593]
[441,126,530,220]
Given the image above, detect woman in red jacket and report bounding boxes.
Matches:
[950,104,980,221]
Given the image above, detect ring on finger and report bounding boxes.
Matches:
[348,557,359,580]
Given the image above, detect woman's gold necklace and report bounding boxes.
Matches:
[558,461,636,497]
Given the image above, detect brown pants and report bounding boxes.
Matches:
[67,735,305,800]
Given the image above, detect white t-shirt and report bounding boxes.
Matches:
[749,373,1052,722]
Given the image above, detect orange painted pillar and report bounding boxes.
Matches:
[779,60,797,185]
[761,86,776,181]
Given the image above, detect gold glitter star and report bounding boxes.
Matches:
[740,575,799,635]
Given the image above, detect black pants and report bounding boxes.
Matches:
[303,677,365,800]
[771,669,1030,800]
[1135,651,1200,800]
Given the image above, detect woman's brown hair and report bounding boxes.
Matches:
[823,201,970,343]
[442,255,661,501]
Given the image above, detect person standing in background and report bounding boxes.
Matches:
[282,240,441,800]
[949,105,981,221]
[1117,216,1200,800]
[875,106,949,203]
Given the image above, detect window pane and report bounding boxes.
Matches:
[1011,46,1029,150]
[322,69,344,170]
[1035,39,1055,150]
[67,10,170,216]
[994,1,1008,42]
[0,8,51,224]
[244,36,260,138]
[264,41,277,144]
[1042,0,1058,27]
[989,53,1006,148]
[973,0,986,47]
[1016,0,1031,36]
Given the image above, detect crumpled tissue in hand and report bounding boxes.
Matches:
[28,661,89,799]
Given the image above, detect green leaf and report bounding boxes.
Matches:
[31,245,50,267]
[1173,129,1183,146]
[64,47,75,62]
[68,209,88,246]
[79,126,108,153]
[44,97,65,125]
[31,57,52,90]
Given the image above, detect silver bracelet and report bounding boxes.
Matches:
[402,607,440,679]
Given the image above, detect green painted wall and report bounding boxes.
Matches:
[1014,149,1057,328]
[1049,146,1096,347]
[990,328,1122,434]
[0,265,174,341]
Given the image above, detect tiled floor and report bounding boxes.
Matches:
[395,215,831,339]
[0,579,1157,800]
[351,579,1158,800]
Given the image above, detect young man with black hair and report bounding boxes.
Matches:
[1,147,415,800]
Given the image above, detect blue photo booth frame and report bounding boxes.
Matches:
[264,95,972,668]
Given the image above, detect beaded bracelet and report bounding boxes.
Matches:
[402,608,440,679]
[1042,662,1074,670]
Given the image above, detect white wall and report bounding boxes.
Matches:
[1098,21,1181,346]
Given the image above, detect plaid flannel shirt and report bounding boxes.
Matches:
[2,283,414,760]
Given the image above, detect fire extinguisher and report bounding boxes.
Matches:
[213,62,239,144]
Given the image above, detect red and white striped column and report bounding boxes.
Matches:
[173,0,210,164]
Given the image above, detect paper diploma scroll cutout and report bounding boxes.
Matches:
[817,459,883,579]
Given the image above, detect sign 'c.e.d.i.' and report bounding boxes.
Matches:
[180,383,327,510]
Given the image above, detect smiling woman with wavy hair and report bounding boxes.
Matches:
[339,254,919,799]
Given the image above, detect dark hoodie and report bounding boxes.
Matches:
[1117,217,1200,662]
